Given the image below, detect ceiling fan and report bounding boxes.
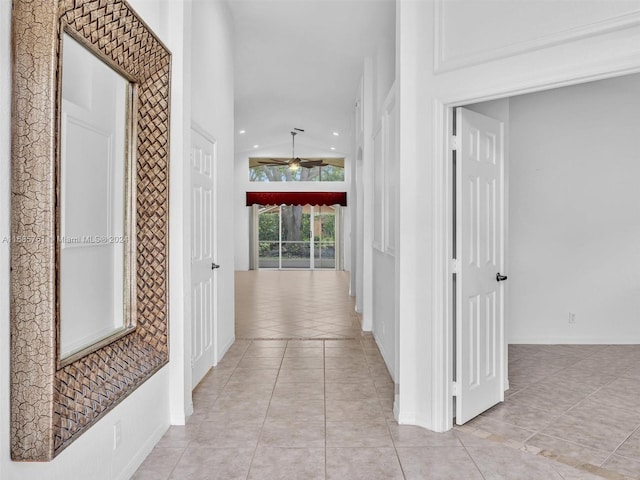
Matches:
[258,130,332,171]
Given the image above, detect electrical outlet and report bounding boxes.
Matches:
[569,312,576,324]
[113,421,122,450]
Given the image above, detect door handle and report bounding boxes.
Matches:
[496,273,507,282]
[211,263,220,270]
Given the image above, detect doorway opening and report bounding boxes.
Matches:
[449,73,640,474]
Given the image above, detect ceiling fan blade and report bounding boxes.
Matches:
[258,160,289,166]
[300,160,324,167]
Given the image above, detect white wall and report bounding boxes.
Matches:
[372,251,396,372]
[166,0,193,425]
[166,0,236,427]
[371,89,398,381]
[396,0,640,431]
[0,2,173,478]
[507,74,640,343]
[374,33,396,121]
[369,25,397,379]
[190,0,236,363]
[351,77,365,310]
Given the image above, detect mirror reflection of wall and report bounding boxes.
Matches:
[59,32,132,360]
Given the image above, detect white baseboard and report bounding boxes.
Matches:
[117,421,170,480]
[216,335,235,364]
[170,412,186,425]
[509,337,640,344]
[393,395,400,422]
[397,411,436,430]
[397,411,417,425]
[372,331,395,382]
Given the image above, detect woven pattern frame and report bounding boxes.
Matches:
[11,0,171,461]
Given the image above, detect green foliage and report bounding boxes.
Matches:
[258,212,279,241]
[316,165,345,181]
[258,241,277,256]
[281,242,310,258]
[319,213,335,239]
[301,213,311,239]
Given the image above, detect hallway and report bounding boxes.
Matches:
[132,272,617,479]
[132,337,611,479]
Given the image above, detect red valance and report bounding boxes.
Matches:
[246,191,347,207]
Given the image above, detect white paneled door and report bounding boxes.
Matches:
[191,129,217,389]
[456,107,506,424]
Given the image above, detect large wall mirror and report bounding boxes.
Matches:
[11,0,171,461]
[58,31,137,365]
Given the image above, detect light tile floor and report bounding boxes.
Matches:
[133,271,639,479]
[466,343,640,479]
[234,271,362,339]
[134,338,611,479]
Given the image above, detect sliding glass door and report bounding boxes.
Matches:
[257,205,280,269]
[257,204,338,270]
[280,205,311,268]
[314,206,336,269]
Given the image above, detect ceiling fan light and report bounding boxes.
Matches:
[289,163,299,172]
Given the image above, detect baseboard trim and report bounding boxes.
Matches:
[372,331,396,382]
[216,335,235,364]
[397,411,435,430]
[509,337,640,345]
[116,420,170,480]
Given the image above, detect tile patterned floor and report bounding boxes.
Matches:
[234,271,362,339]
[465,344,640,479]
[134,338,607,480]
[133,271,640,479]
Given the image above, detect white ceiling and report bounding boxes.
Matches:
[228,0,395,158]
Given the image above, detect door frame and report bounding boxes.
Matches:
[432,64,640,431]
[190,123,219,381]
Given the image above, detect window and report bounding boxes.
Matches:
[249,158,345,182]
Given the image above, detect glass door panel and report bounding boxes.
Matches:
[258,205,280,269]
[314,206,336,269]
[280,205,311,269]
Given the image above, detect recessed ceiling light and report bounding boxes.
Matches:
[239,130,246,134]
[253,144,259,149]
[330,147,336,151]
[332,132,339,136]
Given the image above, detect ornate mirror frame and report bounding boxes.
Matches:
[11,0,171,461]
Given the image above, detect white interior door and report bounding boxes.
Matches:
[191,129,217,389]
[456,107,506,424]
